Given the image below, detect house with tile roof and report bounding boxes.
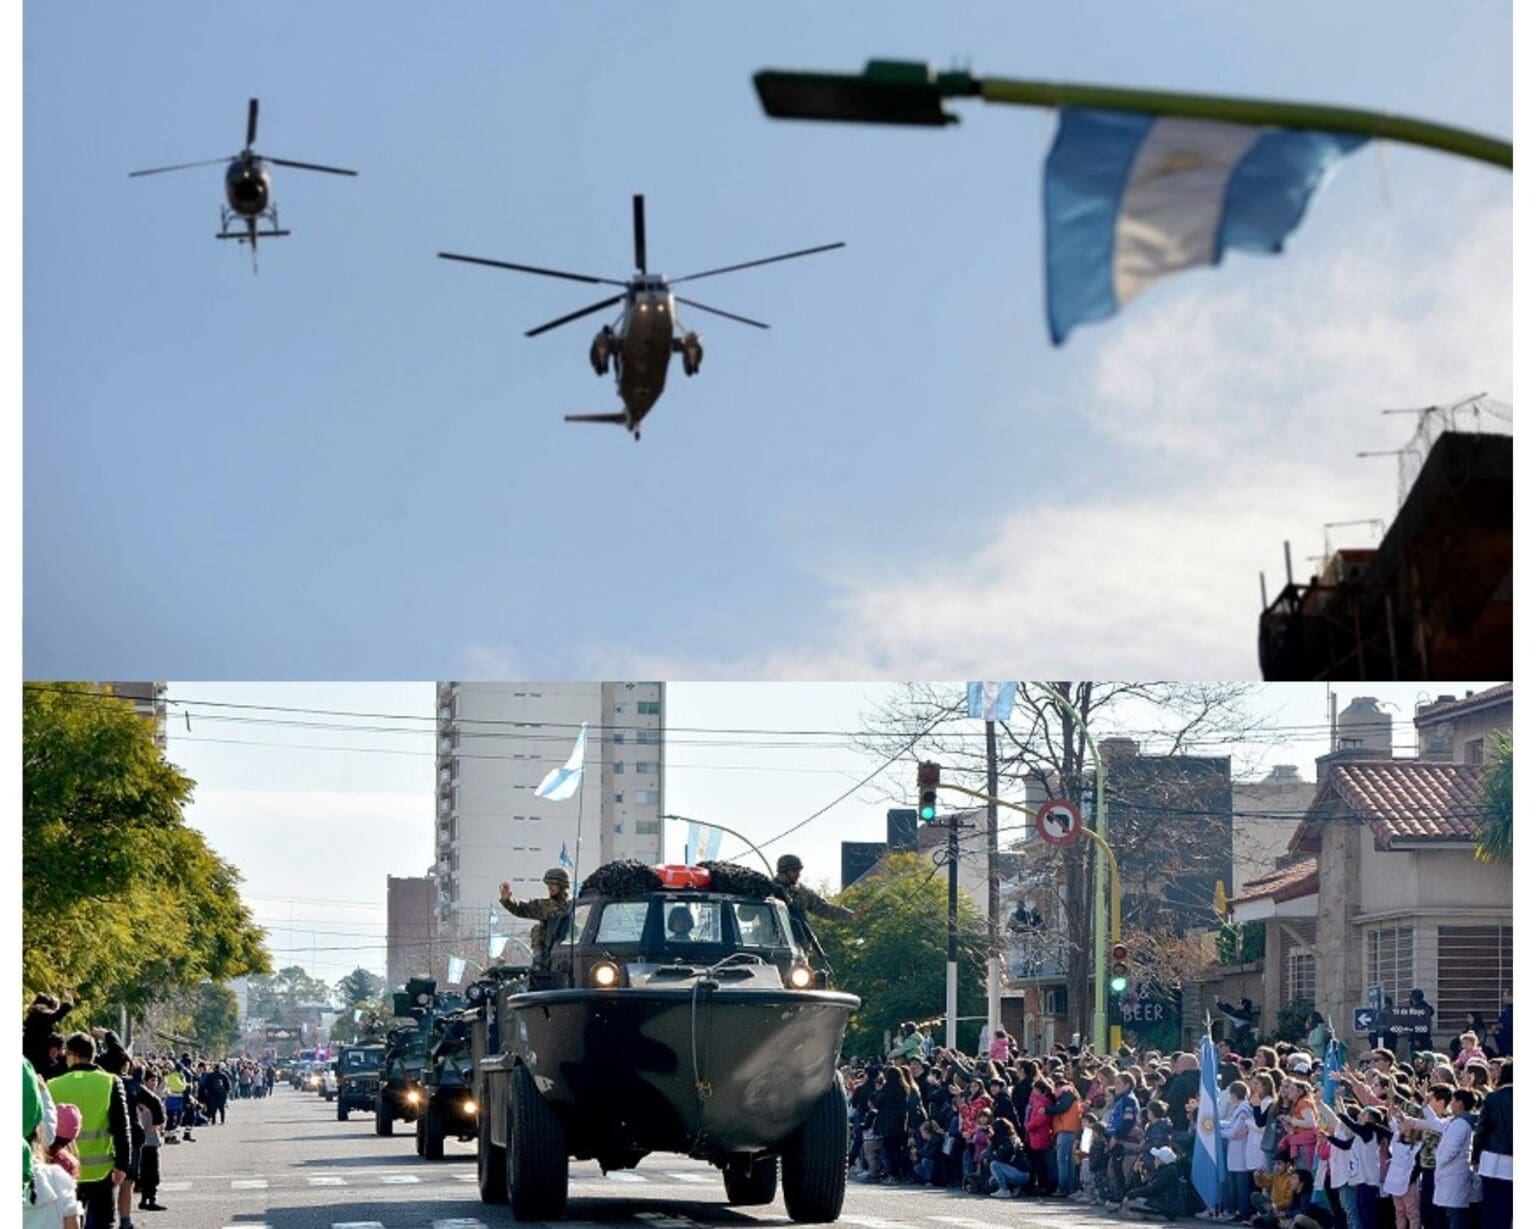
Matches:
[1221,738,1511,1051]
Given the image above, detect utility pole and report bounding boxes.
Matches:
[947,803,959,1052]
[985,718,1001,1045]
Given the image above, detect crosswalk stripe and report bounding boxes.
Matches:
[332,1222,385,1229]
[664,1172,713,1184]
[432,1221,487,1229]
[231,1178,268,1189]
[604,1171,648,1183]
[840,1217,914,1229]
[929,1218,1012,1229]
[378,1174,421,1184]
[160,1181,191,1192]
[307,1176,348,1186]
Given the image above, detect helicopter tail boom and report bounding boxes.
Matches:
[563,413,629,426]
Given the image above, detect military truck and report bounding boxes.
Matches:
[335,1044,385,1121]
[414,1008,480,1158]
[375,977,465,1136]
[471,860,858,1223]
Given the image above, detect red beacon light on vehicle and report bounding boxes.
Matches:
[654,864,711,889]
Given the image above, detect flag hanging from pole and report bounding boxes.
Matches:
[1321,1023,1346,1108]
[967,682,1018,722]
[1192,1022,1225,1211]
[699,824,723,862]
[447,956,467,985]
[535,723,588,801]
[1043,108,1364,344]
[685,821,701,866]
[489,934,508,960]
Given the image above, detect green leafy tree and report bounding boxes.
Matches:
[188,983,241,1053]
[816,852,988,1056]
[1475,733,1512,864]
[336,967,386,1009]
[22,684,270,1018]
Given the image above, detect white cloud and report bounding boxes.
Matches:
[575,195,1511,682]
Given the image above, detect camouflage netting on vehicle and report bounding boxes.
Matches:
[699,861,790,902]
[578,860,663,898]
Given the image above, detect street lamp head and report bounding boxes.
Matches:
[754,60,971,126]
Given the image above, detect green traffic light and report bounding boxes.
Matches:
[1109,975,1128,994]
[919,804,936,821]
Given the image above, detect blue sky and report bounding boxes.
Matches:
[23,2,1512,679]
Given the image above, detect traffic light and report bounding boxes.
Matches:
[917,761,941,822]
[1109,942,1130,994]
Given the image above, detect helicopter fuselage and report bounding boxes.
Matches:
[612,278,676,425]
[224,158,272,218]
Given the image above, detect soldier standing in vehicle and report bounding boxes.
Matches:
[774,854,857,924]
[498,867,573,960]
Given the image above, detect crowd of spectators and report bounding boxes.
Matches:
[21,993,282,1229]
[839,1017,1514,1229]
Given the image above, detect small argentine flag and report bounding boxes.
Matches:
[559,841,574,871]
[1192,1027,1225,1212]
[1044,108,1364,343]
[447,955,467,985]
[488,933,508,960]
[535,723,588,801]
[967,682,1018,722]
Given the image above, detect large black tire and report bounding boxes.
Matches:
[507,1064,568,1220]
[422,1100,446,1160]
[477,1107,507,1204]
[414,1110,426,1156]
[375,1097,393,1137]
[723,1155,778,1205]
[780,1084,847,1223]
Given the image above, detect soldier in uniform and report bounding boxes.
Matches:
[498,867,573,962]
[774,854,857,924]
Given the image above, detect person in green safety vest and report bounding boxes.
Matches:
[46,1034,130,1229]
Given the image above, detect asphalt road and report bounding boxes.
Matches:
[135,1086,1204,1229]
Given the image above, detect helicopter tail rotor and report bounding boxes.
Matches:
[247,98,259,149]
[633,194,646,274]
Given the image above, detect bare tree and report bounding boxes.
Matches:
[855,682,1265,1037]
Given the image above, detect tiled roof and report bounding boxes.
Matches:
[1230,856,1317,906]
[1291,760,1489,851]
[1413,683,1512,728]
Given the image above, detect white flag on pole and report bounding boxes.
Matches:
[535,724,588,801]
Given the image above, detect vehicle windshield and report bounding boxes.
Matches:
[596,900,649,943]
[663,898,722,944]
[342,1050,380,1070]
[731,901,784,947]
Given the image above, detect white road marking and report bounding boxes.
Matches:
[378,1173,422,1184]
[840,1217,915,1229]
[332,1223,385,1229]
[929,1218,1013,1229]
[452,1173,478,1182]
[307,1176,349,1186]
[433,1221,487,1229]
[231,1178,268,1189]
[664,1172,713,1184]
[604,1171,649,1183]
[160,1181,192,1192]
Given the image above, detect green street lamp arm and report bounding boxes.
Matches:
[972,76,1511,169]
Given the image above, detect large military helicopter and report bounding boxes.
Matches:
[439,195,843,440]
[129,99,357,268]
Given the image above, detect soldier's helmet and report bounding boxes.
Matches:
[544,867,571,888]
[777,854,803,874]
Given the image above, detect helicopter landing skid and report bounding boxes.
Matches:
[217,207,289,243]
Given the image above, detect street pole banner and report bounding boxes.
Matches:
[536,723,588,801]
[1043,108,1364,344]
[966,682,1018,722]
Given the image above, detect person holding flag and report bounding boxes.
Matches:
[1191,1019,1227,1220]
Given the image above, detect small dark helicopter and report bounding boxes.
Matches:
[129,99,357,268]
[439,195,843,440]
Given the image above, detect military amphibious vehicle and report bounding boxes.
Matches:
[471,861,858,1223]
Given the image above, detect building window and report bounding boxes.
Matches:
[1288,950,1317,1003]
[613,732,625,744]
[634,789,659,805]
[1366,925,1415,1006]
[613,792,624,804]
[1465,739,1485,765]
[635,820,660,835]
[638,701,661,715]
[637,729,659,745]
[636,761,657,775]
[614,704,626,714]
[614,762,625,775]
[1437,924,1512,1025]
[1043,987,1068,1016]
[614,823,624,834]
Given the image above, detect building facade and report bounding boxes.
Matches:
[433,682,665,939]
[385,875,436,990]
[1414,684,1512,764]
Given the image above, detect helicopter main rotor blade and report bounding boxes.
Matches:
[128,158,230,178]
[670,240,846,285]
[633,194,646,274]
[265,156,359,176]
[675,296,770,329]
[437,252,628,287]
[247,98,259,148]
[525,294,626,338]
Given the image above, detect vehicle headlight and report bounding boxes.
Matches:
[463,1099,478,1115]
[592,960,621,989]
[788,964,814,990]
[405,1089,421,1105]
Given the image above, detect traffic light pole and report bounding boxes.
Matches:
[947,805,960,1052]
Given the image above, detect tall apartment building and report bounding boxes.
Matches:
[433,683,665,932]
[107,682,168,748]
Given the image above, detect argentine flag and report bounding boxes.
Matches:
[535,723,588,801]
[447,955,467,985]
[1044,108,1364,343]
[1192,1028,1225,1212]
[967,682,1018,722]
